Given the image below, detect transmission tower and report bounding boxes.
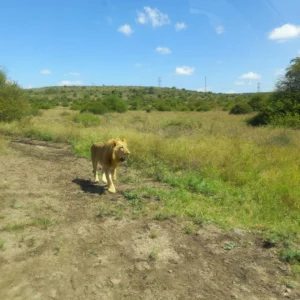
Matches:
[257,82,260,93]
[158,77,161,87]
[205,76,207,93]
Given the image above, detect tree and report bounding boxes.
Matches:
[248,57,300,128]
[0,70,29,122]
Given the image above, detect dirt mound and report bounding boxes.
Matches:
[0,139,299,300]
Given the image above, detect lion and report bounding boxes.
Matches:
[91,138,130,193]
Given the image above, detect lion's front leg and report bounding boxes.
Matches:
[104,168,116,193]
[102,171,107,183]
[112,168,117,181]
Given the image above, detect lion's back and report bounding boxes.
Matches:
[91,142,112,166]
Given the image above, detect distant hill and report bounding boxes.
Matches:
[23,85,271,113]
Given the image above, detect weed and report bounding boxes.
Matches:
[26,238,35,248]
[34,218,54,230]
[153,212,169,221]
[184,222,198,235]
[149,247,158,261]
[0,240,4,249]
[224,242,236,250]
[88,249,97,255]
[285,280,297,289]
[10,201,22,209]
[54,244,61,256]
[291,264,300,278]
[149,232,158,239]
[3,222,29,232]
[96,203,123,219]
[280,249,300,263]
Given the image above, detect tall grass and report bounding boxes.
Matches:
[0,108,299,239]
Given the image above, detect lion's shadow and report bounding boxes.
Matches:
[72,178,105,195]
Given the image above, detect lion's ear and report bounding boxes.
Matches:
[113,140,117,147]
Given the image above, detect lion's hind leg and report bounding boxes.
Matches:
[91,150,100,183]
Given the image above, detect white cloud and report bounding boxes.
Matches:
[175,22,187,31]
[27,84,32,89]
[118,24,133,36]
[298,50,300,56]
[197,87,211,92]
[68,72,80,76]
[227,90,236,94]
[40,69,51,75]
[136,12,147,24]
[274,68,285,77]
[156,46,171,54]
[239,72,261,79]
[175,66,195,75]
[58,80,82,86]
[216,26,224,34]
[134,63,142,67]
[268,24,300,42]
[235,81,245,86]
[137,7,170,27]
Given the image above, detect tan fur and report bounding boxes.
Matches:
[91,138,130,193]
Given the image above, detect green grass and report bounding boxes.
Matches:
[2,218,55,232]
[72,112,101,127]
[280,249,300,263]
[0,108,300,246]
[0,240,4,250]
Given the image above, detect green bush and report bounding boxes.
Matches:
[0,70,29,122]
[229,103,253,115]
[248,57,300,128]
[81,101,108,115]
[102,95,128,113]
[248,94,265,111]
[72,112,101,127]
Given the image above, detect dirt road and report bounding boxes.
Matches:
[0,139,299,300]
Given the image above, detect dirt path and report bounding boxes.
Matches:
[0,139,299,300]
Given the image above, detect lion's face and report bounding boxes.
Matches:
[114,139,130,162]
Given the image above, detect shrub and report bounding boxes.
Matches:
[229,103,253,115]
[81,101,108,115]
[0,70,29,122]
[248,57,300,128]
[248,94,265,111]
[72,112,101,127]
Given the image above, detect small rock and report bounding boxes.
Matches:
[110,278,121,285]
[233,228,244,236]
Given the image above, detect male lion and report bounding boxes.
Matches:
[91,138,130,193]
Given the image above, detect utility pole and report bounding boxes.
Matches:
[257,82,260,93]
[158,77,161,88]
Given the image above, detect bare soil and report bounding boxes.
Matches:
[0,139,299,300]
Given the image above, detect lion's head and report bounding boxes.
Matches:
[111,138,130,162]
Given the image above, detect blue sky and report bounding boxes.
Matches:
[1,0,300,93]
